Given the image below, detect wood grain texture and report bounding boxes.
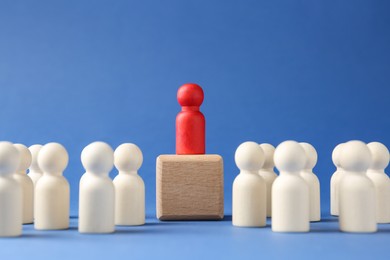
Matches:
[156,154,224,220]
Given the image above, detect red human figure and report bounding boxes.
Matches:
[176,83,205,155]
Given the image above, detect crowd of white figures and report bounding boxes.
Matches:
[1,139,388,237]
[232,140,390,233]
[0,141,145,237]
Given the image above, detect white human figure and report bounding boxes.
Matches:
[272,140,309,232]
[79,142,115,233]
[28,144,43,187]
[0,142,22,237]
[14,144,34,224]
[330,143,344,216]
[113,143,145,226]
[339,140,376,233]
[233,141,266,227]
[258,143,277,218]
[299,142,321,222]
[366,142,390,223]
[35,143,70,230]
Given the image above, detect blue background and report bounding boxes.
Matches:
[1,0,389,259]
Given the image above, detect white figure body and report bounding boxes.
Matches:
[366,142,390,223]
[79,142,115,233]
[35,143,70,230]
[330,143,344,216]
[0,142,22,237]
[272,140,309,232]
[258,143,277,217]
[14,144,34,224]
[233,141,266,227]
[299,142,321,222]
[28,144,43,187]
[339,140,376,233]
[113,143,145,226]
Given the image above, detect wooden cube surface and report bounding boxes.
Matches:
[156,154,224,220]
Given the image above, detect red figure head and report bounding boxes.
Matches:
[177,83,204,107]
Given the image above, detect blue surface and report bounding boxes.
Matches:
[3,215,390,259]
[0,0,390,259]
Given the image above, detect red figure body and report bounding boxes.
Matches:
[176,83,205,155]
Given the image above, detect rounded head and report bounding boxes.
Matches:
[332,143,344,168]
[114,143,143,172]
[367,142,389,170]
[29,144,43,171]
[339,140,371,172]
[259,143,275,169]
[38,143,69,173]
[235,141,264,171]
[0,142,20,175]
[14,144,32,172]
[177,83,204,107]
[300,142,318,170]
[81,142,114,174]
[274,140,306,172]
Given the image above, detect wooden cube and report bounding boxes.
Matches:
[156,154,224,220]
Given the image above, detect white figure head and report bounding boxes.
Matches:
[235,141,265,172]
[38,143,69,174]
[14,144,32,173]
[300,142,318,170]
[0,142,20,176]
[29,144,43,172]
[259,143,275,170]
[114,143,143,173]
[81,142,114,175]
[367,142,389,171]
[339,140,371,172]
[274,140,306,173]
[332,143,344,168]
